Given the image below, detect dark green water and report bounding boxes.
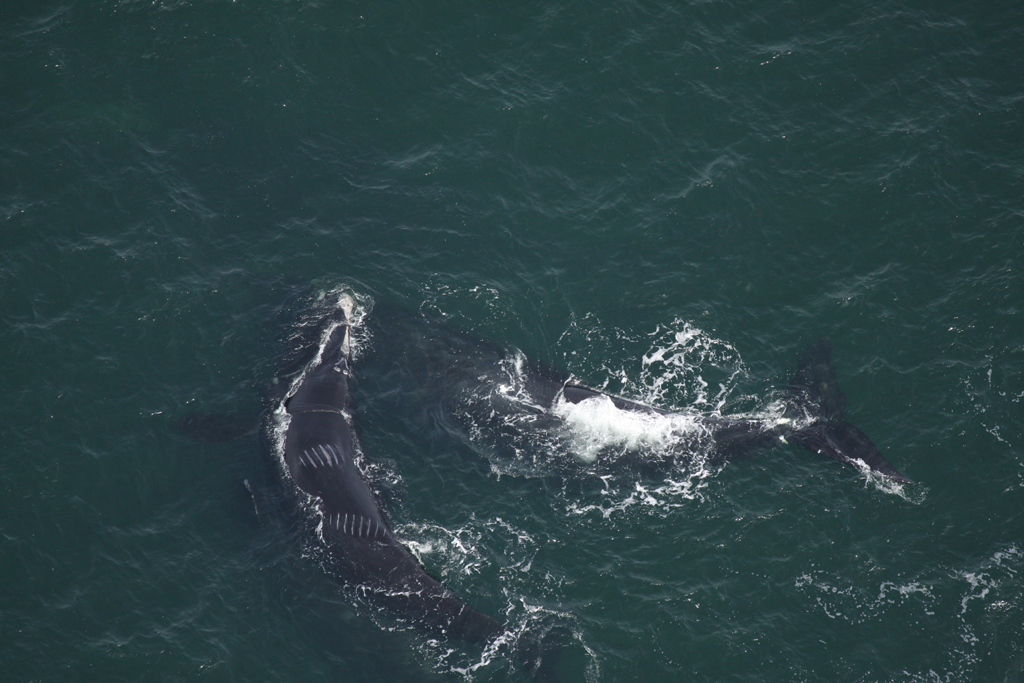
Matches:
[3,1,1022,681]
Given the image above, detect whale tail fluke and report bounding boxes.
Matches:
[788,420,914,484]
[787,339,913,484]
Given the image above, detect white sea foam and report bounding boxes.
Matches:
[551,392,704,464]
[637,320,746,411]
[396,513,600,682]
[451,318,750,514]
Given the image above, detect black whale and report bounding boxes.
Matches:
[275,299,505,645]
[177,296,569,680]
[352,302,912,486]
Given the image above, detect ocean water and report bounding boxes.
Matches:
[2,1,1022,681]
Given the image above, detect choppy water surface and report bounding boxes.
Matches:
[2,1,1022,681]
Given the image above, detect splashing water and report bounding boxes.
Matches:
[550,392,706,464]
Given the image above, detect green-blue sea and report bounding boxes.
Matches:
[3,1,1022,681]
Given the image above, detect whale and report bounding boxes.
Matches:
[272,297,506,644]
[176,294,570,680]
[348,301,912,485]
